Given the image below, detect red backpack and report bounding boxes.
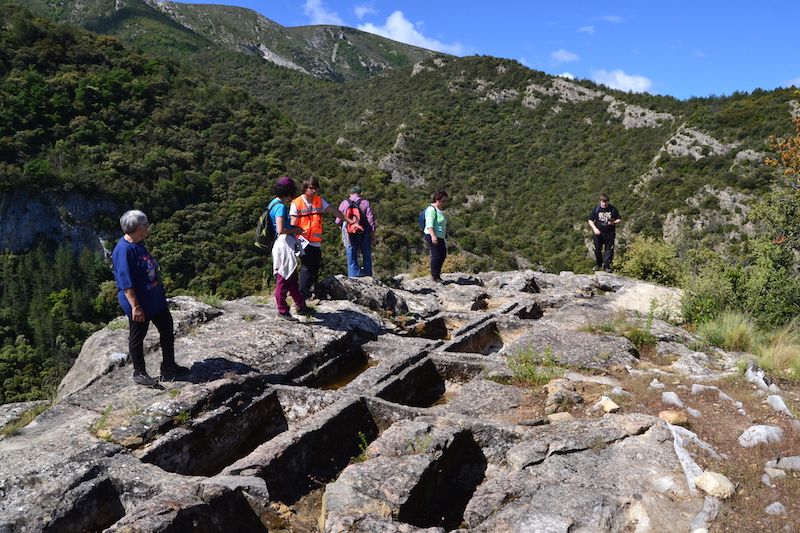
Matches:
[345,199,365,234]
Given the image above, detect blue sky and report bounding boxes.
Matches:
[176,0,800,100]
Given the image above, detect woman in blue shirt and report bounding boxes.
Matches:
[112,210,190,387]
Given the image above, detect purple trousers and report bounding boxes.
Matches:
[275,270,305,313]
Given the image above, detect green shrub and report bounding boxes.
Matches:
[681,266,734,325]
[619,236,684,286]
[736,237,800,328]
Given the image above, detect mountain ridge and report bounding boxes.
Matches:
[17,0,439,82]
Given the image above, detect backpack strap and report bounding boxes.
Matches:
[267,198,283,233]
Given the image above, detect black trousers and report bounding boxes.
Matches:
[128,307,175,375]
[425,234,447,279]
[593,233,615,268]
[298,245,322,300]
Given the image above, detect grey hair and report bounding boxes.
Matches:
[120,210,148,235]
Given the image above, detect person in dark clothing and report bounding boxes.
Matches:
[112,210,190,387]
[588,193,621,272]
[289,176,359,302]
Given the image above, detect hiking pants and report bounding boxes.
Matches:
[593,233,615,268]
[346,232,373,277]
[128,307,175,375]
[425,234,447,279]
[298,245,322,300]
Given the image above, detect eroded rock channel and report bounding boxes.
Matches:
[0,271,718,532]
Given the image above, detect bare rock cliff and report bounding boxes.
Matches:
[0,192,117,254]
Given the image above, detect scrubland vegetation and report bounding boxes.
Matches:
[1,2,800,402]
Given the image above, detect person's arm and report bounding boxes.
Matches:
[588,219,600,234]
[363,201,377,243]
[276,215,302,235]
[425,206,438,245]
[363,201,377,233]
[123,287,145,322]
[610,208,621,226]
[335,201,348,226]
[326,205,359,228]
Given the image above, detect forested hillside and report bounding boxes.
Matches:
[268,56,796,272]
[1,1,800,403]
[0,5,426,402]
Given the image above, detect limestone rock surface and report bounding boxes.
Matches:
[0,270,772,532]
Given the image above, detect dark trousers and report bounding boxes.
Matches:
[425,234,447,279]
[593,233,615,268]
[128,307,175,375]
[298,245,322,300]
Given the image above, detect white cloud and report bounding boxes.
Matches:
[551,49,579,64]
[358,11,465,55]
[355,3,378,20]
[303,0,344,25]
[578,26,594,35]
[558,72,575,80]
[784,76,800,88]
[691,50,705,58]
[602,15,624,23]
[592,69,653,93]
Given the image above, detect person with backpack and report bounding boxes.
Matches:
[422,189,448,282]
[588,193,622,272]
[336,186,377,277]
[269,177,314,321]
[290,176,360,302]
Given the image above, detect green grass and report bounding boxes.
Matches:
[699,312,800,380]
[0,402,50,436]
[696,311,758,352]
[506,346,566,387]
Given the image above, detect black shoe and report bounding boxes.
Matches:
[592,264,601,271]
[278,312,298,322]
[133,372,159,387]
[161,364,191,381]
[604,267,612,273]
[296,306,315,316]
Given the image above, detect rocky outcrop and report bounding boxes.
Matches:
[1,270,798,532]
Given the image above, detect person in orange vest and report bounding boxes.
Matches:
[290,176,360,302]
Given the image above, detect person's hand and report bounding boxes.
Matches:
[593,229,601,235]
[132,306,145,322]
[431,235,439,245]
[370,234,376,245]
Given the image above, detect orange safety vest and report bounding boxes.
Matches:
[291,195,325,242]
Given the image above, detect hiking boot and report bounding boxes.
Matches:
[604,267,612,273]
[161,364,191,381]
[278,312,298,322]
[592,264,601,271]
[296,306,315,316]
[133,372,159,387]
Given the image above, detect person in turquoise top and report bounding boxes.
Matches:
[423,189,448,282]
[269,176,313,321]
